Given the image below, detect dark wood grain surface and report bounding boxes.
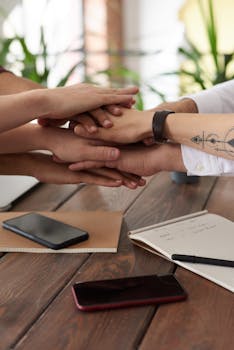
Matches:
[0,174,233,350]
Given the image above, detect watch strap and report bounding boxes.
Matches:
[152,110,175,143]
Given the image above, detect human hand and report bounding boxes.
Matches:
[73,107,154,144]
[68,143,186,176]
[7,152,144,187]
[45,127,121,163]
[38,99,136,130]
[143,98,199,145]
[37,84,138,126]
[41,127,145,189]
[0,152,140,187]
[28,153,144,187]
[72,99,198,145]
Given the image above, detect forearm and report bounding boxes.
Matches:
[161,143,186,172]
[0,123,52,154]
[0,153,36,176]
[150,98,198,113]
[144,99,234,160]
[164,113,234,160]
[0,89,48,132]
[0,72,44,95]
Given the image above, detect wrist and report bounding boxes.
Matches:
[24,89,50,119]
[161,144,186,172]
[35,126,68,154]
[0,153,35,176]
[26,124,54,152]
[149,98,198,114]
[139,111,154,139]
[177,98,198,113]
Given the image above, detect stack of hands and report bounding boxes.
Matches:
[0,82,186,188]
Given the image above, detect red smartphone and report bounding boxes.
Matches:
[72,274,187,312]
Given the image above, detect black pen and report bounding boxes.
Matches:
[171,254,234,268]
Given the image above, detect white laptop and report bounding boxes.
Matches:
[0,176,38,210]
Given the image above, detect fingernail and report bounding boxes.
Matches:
[89,126,97,133]
[114,108,121,114]
[115,180,122,185]
[139,179,146,185]
[130,181,138,187]
[110,149,119,159]
[103,120,113,128]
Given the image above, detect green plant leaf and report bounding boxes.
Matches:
[57,60,84,87]
[97,66,141,83]
[198,0,220,74]
[40,26,49,83]
[0,38,15,65]
[135,91,144,110]
[145,84,166,102]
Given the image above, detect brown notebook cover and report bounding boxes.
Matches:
[0,211,122,253]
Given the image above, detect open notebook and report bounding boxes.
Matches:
[0,211,122,253]
[129,211,234,293]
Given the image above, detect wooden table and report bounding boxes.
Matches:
[0,173,233,350]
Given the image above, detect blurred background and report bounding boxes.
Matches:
[1,0,234,208]
[2,0,234,110]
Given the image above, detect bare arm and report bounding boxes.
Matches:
[0,152,129,187]
[74,99,234,160]
[0,84,137,133]
[164,112,234,160]
[69,143,186,176]
[0,71,137,129]
[0,125,144,189]
[0,124,121,163]
[0,71,43,95]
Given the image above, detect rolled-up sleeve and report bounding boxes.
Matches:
[181,145,234,176]
[181,80,234,176]
[189,79,234,113]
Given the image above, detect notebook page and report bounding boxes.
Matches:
[129,213,234,292]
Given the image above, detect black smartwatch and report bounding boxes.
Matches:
[152,110,175,143]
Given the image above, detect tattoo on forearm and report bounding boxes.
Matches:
[191,128,234,157]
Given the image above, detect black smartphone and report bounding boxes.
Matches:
[2,212,89,250]
[72,274,187,311]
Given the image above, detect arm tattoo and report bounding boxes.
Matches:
[191,127,234,157]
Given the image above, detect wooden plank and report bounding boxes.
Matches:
[125,173,217,231]
[15,174,216,350]
[140,269,234,350]
[11,183,80,212]
[140,177,234,350]
[0,252,89,350]
[0,183,86,350]
[206,176,234,220]
[59,179,150,211]
[0,181,146,349]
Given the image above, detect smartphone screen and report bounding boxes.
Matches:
[72,274,187,311]
[2,213,89,250]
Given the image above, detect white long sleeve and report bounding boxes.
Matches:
[188,79,234,113]
[180,80,234,176]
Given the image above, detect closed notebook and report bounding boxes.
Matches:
[129,211,234,293]
[0,211,122,253]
